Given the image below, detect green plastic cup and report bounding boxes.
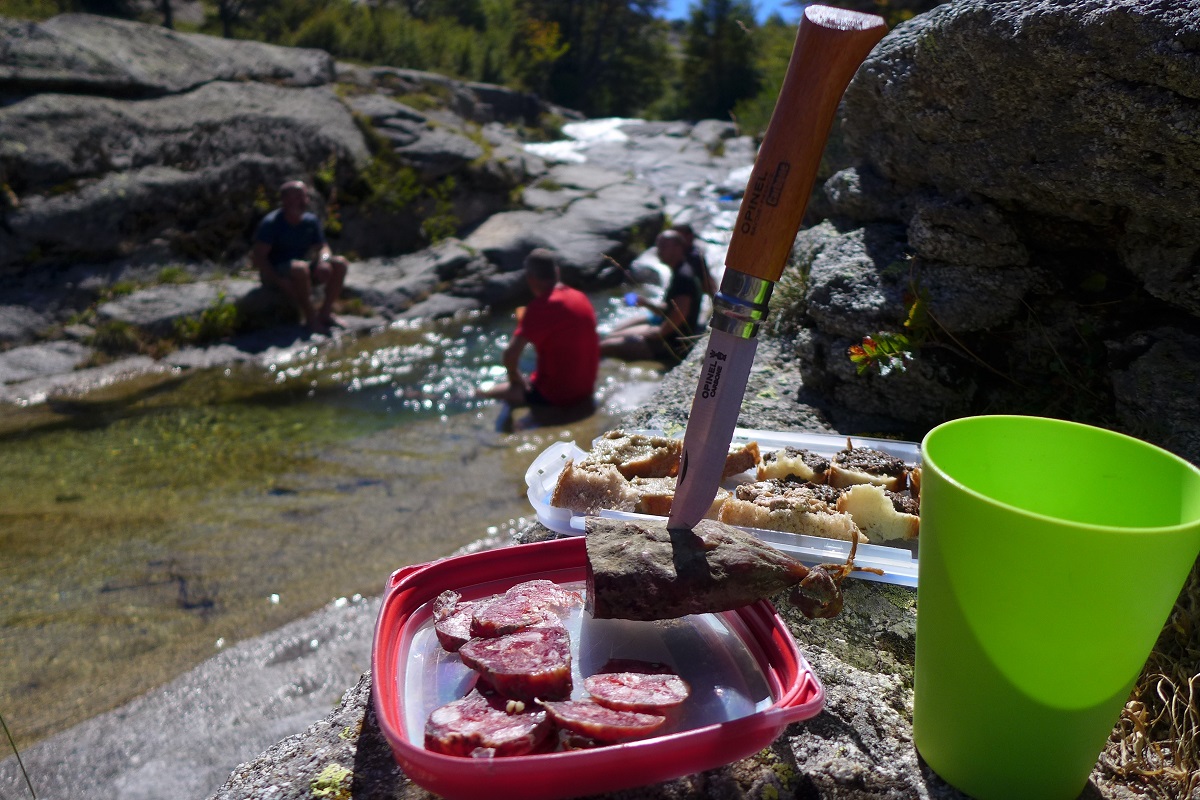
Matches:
[914,415,1200,800]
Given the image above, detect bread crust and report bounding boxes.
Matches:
[717,480,866,543]
[722,441,761,478]
[829,446,907,491]
[757,446,831,484]
[581,431,682,479]
[550,459,636,515]
[835,483,919,541]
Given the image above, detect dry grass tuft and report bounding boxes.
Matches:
[1099,556,1200,799]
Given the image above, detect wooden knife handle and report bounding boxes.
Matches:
[726,6,887,283]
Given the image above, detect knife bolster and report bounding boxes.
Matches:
[711,269,774,340]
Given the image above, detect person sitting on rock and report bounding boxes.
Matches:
[476,248,600,429]
[671,222,716,297]
[251,180,349,335]
[600,229,702,363]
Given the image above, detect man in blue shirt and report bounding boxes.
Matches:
[252,180,348,334]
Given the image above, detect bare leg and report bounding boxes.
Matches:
[600,324,660,360]
[475,380,528,407]
[607,314,651,334]
[285,261,326,333]
[316,256,348,326]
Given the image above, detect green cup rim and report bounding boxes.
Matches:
[921,414,1200,535]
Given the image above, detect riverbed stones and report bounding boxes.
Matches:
[96,279,260,337]
[0,340,91,384]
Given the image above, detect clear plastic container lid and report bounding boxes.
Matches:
[525,427,921,587]
[372,537,824,800]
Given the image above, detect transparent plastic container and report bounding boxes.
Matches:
[525,427,920,587]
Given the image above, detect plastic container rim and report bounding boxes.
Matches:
[922,414,1200,535]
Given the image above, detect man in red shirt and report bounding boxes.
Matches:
[478,248,599,428]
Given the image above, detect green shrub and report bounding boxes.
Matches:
[90,320,144,355]
[174,293,241,345]
[157,266,192,285]
[105,280,139,299]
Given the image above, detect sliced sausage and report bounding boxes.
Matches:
[432,591,477,653]
[584,671,690,712]
[458,627,573,702]
[537,698,666,743]
[425,688,550,757]
[470,579,581,638]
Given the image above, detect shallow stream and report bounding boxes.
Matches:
[0,294,664,745]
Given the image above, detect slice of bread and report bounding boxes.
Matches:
[550,459,636,515]
[629,477,728,518]
[829,446,907,491]
[836,483,919,542]
[717,480,866,543]
[757,446,831,484]
[908,465,922,500]
[582,430,682,479]
[722,441,761,478]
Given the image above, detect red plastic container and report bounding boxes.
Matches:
[371,537,824,800]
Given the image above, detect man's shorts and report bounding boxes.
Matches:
[271,258,328,279]
[524,385,553,407]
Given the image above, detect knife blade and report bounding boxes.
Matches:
[667,5,887,531]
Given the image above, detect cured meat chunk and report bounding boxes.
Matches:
[538,699,666,743]
[470,593,560,638]
[585,670,690,712]
[470,579,582,638]
[432,591,477,653]
[585,517,812,620]
[506,579,583,610]
[425,688,550,757]
[458,627,573,702]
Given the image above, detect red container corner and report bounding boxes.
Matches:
[371,537,825,800]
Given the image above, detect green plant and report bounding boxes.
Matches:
[398,91,444,111]
[314,154,338,195]
[356,154,423,213]
[336,296,372,317]
[174,293,241,345]
[90,320,144,355]
[533,177,564,192]
[156,266,192,285]
[421,177,460,243]
[252,184,273,217]
[463,124,495,165]
[848,331,916,376]
[104,280,139,299]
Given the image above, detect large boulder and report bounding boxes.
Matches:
[1,80,368,269]
[463,169,664,286]
[0,13,333,97]
[787,0,1200,461]
[342,238,493,315]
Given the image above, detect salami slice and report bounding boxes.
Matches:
[506,579,583,610]
[470,593,561,638]
[538,699,666,743]
[432,591,477,653]
[470,579,582,638]
[425,688,550,757]
[584,671,690,712]
[458,627,573,702]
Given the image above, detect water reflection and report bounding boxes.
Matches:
[0,291,662,746]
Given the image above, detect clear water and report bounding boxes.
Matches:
[0,293,664,745]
